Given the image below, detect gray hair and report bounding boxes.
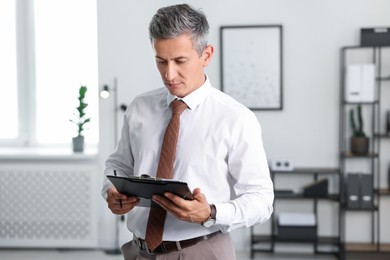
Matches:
[149,4,209,56]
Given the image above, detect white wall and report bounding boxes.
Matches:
[97,0,390,251]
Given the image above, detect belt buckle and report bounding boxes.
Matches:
[137,238,153,254]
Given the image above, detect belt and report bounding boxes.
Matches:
[136,231,220,254]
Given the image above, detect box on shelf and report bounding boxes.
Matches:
[303,178,328,197]
[361,28,390,47]
[345,64,375,102]
[277,212,317,241]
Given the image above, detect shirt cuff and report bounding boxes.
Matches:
[101,177,114,201]
[214,202,235,225]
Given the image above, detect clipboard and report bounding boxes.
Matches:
[107,175,194,207]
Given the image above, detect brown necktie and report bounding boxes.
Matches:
[145,99,187,251]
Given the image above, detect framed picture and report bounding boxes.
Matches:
[220,25,283,110]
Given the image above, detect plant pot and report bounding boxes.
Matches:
[350,136,369,155]
[72,135,85,152]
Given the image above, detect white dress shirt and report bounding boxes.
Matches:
[102,77,274,241]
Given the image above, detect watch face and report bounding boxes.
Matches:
[202,218,216,228]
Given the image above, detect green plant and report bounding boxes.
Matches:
[69,85,91,137]
[349,105,366,137]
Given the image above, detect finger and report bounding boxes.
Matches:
[154,195,184,217]
[190,188,207,205]
[153,194,173,208]
[162,192,186,206]
[121,200,140,210]
[111,200,139,214]
[113,207,129,215]
[108,186,128,200]
[108,200,121,211]
[122,197,139,204]
[117,197,139,206]
[193,188,202,196]
[108,196,134,210]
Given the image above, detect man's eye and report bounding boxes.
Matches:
[176,60,186,64]
[156,60,166,64]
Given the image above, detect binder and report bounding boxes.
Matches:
[360,174,373,209]
[346,174,360,209]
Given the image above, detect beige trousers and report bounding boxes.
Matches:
[121,232,236,260]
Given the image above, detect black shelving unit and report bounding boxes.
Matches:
[339,46,390,258]
[250,167,341,259]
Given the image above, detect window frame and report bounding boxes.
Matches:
[0,0,34,146]
[16,0,37,147]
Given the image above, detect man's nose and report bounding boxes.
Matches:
[165,63,177,81]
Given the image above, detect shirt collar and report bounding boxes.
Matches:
[166,75,211,110]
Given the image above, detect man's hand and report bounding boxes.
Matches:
[152,188,211,224]
[106,186,139,215]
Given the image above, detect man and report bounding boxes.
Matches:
[102,4,273,260]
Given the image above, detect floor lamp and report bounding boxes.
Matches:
[100,78,127,255]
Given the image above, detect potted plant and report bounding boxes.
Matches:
[69,85,91,152]
[349,105,369,155]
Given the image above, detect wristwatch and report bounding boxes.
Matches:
[202,204,216,228]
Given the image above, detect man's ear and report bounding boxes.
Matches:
[202,44,214,67]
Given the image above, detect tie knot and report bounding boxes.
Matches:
[171,100,187,115]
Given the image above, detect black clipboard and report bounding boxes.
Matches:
[107,175,193,207]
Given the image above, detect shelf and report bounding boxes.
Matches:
[276,236,340,244]
[251,234,272,243]
[378,189,390,195]
[274,191,339,201]
[271,167,339,174]
[251,234,339,245]
[344,243,378,252]
[341,45,388,50]
[377,76,390,81]
[318,236,340,245]
[343,101,379,105]
[251,235,340,257]
[374,133,390,138]
[380,244,390,252]
[342,152,378,158]
[344,243,390,253]
[341,204,378,211]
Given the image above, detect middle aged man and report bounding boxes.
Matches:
[102,4,274,260]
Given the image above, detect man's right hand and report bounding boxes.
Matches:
[106,186,139,215]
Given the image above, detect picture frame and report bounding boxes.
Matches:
[220,25,283,110]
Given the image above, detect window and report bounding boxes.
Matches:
[0,0,98,147]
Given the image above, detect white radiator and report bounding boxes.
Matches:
[0,164,98,248]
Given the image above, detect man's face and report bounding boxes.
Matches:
[152,34,213,98]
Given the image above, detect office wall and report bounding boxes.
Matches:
[97,0,390,250]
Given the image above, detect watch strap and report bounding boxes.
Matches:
[210,204,216,220]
